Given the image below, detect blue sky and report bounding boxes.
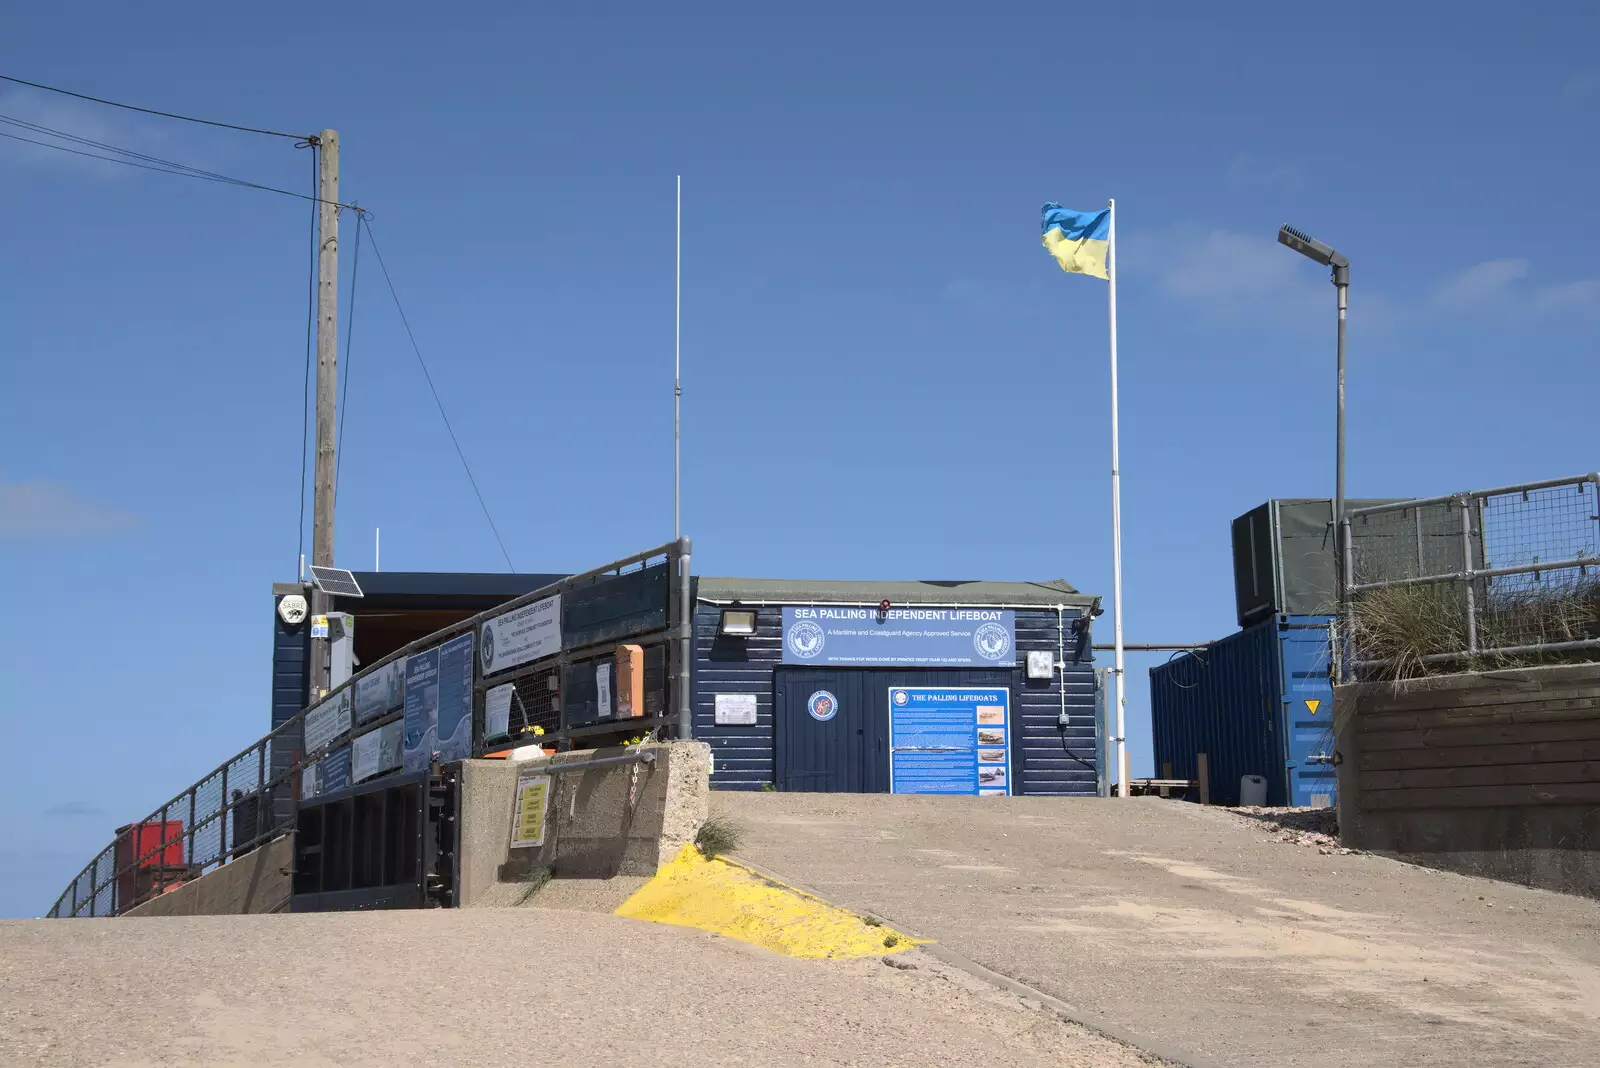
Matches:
[2,5,1596,917]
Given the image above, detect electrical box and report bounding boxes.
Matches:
[326,613,356,690]
[615,644,644,718]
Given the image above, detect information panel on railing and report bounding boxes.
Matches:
[352,720,403,783]
[435,632,474,762]
[480,594,560,676]
[403,649,439,772]
[301,744,351,800]
[304,689,352,755]
[355,659,405,725]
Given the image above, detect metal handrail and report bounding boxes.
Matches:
[1347,473,1599,518]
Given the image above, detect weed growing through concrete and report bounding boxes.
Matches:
[864,916,883,927]
[695,816,745,859]
[512,867,552,906]
[883,933,900,948]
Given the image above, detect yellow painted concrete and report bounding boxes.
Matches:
[615,845,920,959]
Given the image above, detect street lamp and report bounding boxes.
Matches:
[1278,224,1351,674]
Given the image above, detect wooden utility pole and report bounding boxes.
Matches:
[308,129,339,699]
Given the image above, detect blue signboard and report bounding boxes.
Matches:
[888,687,1011,795]
[782,607,1016,667]
[403,648,440,772]
[302,744,352,800]
[435,632,475,762]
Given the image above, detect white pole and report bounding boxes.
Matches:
[674,175,682,541]
[375,527,381,572]
[1107,197,1129,798]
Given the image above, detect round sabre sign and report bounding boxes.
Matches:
[807,690,839,722]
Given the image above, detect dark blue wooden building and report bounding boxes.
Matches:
[269,571,1106,798]
[692,577,1104,796]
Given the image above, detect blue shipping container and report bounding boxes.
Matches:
[1149,615,1337,807]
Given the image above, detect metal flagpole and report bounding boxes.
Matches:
[1107,197,1129,798]
[674,175,682,541]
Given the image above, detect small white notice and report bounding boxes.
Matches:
[714,693,758,726]
[485,683,516,739]
[596,662,613,720]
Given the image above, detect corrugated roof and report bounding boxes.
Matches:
[697,576,1097,608]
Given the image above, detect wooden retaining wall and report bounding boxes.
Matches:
[1335,663,1600,898]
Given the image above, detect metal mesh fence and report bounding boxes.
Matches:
[1345,475,1600,677]
[504,667,561,741]
[46,729,297,918]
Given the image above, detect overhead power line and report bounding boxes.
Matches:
[360,215,518,573]
[0,73,310,141]
[0,115,363,213]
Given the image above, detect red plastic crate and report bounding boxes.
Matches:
[115,820,185,869]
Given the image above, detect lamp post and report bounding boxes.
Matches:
[1278,225,1350,675]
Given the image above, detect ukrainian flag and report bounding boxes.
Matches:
[1041,203,1109,280]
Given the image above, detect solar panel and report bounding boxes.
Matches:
[309,566,364,598]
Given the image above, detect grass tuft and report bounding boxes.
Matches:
[694,816,745,859]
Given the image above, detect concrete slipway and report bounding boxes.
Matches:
[5,794,1599,1066]
[713,792,1600,1068]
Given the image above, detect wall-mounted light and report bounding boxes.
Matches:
[719,606,758,637]
[1026,650,1056,679]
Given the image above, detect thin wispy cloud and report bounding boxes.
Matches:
[1125,227,1317,305]
[0,482,142,537]
[0,88,219,181]
[43,801,110,821]
[1430,257,1529,310]
[1431,258,1599,318]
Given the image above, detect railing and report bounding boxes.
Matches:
[46,716,302,917]
[1341,475,1600,678]
[45,537,693,917]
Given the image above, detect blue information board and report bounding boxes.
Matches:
[782,607,1015,667]
[403,648,439,772]
[888,687,1011,795]
[435,632,475,762]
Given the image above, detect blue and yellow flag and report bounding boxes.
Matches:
[1041,203,1109,280]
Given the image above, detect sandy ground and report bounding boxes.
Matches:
[0,909,1157,1067]
[715,792,1600,1068]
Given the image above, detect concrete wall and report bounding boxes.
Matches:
[457,740,711,908]
[125,835,294,917]
[1335,663,1600,898]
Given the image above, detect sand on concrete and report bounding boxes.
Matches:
[0,908,1157,1068]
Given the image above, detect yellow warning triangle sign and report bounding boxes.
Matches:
[1305,699,1321,715]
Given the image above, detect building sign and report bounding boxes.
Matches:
[713,693,758,726]
[781,606,1016,667]
[354,659,405,724]
[481,594,561,676]
[403,648,439,772]
[304,688,352,755]
[435,632,475,762]
[510,771,552,849]
[888,687,1011,796]
[352,719,403,783]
